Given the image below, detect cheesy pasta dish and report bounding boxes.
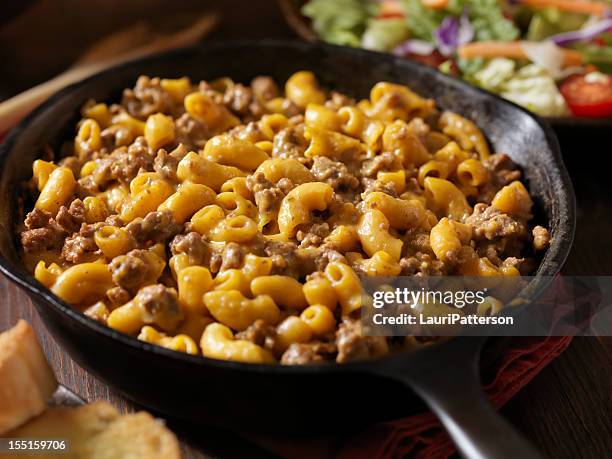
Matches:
[19,71,550,365]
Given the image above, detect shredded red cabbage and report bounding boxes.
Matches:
[434,13,474,57]
[550,18,612,46]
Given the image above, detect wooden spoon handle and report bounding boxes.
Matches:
[0,65,103,134]
[0,14,217,135]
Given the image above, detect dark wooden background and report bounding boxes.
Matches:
[1,1,610,458]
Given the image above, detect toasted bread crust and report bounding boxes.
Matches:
[0,320,57,434]
[84,411,182,459]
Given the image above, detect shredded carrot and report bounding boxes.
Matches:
[459,42,527,61]
[421,0,449,10]
[521,0,608,16]
[380,0,406,17]
[458,41,584,67]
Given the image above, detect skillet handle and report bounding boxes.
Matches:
[385,338,542,459]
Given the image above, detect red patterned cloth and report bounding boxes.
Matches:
[252,336,572,459]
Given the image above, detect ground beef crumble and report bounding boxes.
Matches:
[106,286,131,306]
[21,209,64,252]
[170,231,210,266]
[311,247,346,272]
[335,318,388,363]
[310,156,360,191]
[61,223,102,263]
[251,76,279,101]
[24,208,53,230]
[55,199,86,233]
[465,203,530,264]
[466,203,528,242]
[22,201,89,255]
[399,252,448,276]
[247,172,287,217]
[231,121,268,143]
[296,222,330,248]
[101,125,134,151]
[153,144,188,181]
[21,227,63,253]
[362,177,399,197]
[478,153,522,204]
[235,319,277,352]
[122,76,174,120]
[272,126,308,161]
[532,225,551,251]
[109,137,155,184]
[134,284,183,330]
[220,242,243,271]
[110,249,152,292]
[223,83,264,119]
[126,210,180,245]
[264,240,299,276]
[209,241,245,273]
[280,342,336,365]
[360,152,401,178]
[175,113,208,149]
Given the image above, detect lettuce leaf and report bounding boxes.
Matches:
[463,58,570,116]
[362,18,411,51]
[526,8,588,41]
[400,0,518,44]
[472,57,516,91]
[447,0,519,42]
[400,0,446,41]
[457,56,487,81]
[500,64,569,116]
[579,45,612,74]
[302,0,379,47]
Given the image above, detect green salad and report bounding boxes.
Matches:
[302,0,612,117]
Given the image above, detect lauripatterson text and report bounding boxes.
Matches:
[372,313,514,326]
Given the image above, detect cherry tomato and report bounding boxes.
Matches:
[560,73,612,118]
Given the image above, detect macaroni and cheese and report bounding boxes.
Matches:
[19,72,551,365]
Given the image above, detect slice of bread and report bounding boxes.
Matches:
[83,410,183,459]
[1,402,120,459]
[1,402,182,459]
[0,320,57,434]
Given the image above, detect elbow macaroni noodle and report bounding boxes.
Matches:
[20,72,548,365]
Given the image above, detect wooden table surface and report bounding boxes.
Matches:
[1,2,611,458]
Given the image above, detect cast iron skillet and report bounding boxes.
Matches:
[0,41,575,458]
